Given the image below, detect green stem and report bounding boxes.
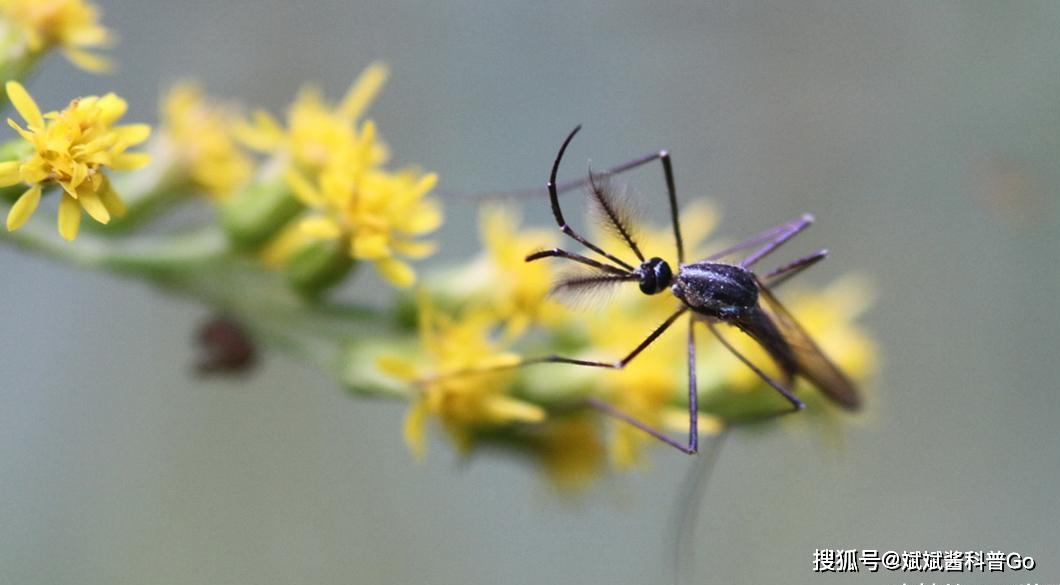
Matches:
[1,216,394,382]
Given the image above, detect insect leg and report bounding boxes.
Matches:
[760,249,828,288]
[739,214,816,268]
[705,320,805,413]
[547,126,636,272]
[585,312,700,454]
[705,214,813,264]
[522,306,688,369]
[417,307,687,385]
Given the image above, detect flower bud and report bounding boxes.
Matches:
[284,237,356,297]
[221,178,303,250]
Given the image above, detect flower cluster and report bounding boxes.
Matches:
[1,82,149,239]
[236,64,441,288]
[159,83,253,200]
[0,0,112,72]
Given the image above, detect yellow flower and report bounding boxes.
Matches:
[238,63,389,177]
[284,126,441,287]
[0,0,112,72]
[160,83,253,200]
[1,81,150,240]
[527,415,606,491]
[377,297,545,458]
[479,205,568,338]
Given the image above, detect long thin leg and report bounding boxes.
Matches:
[525,248,632,276]
[522,306,687,369]
[587,397,696,454]
[705,214,813,264]
[705,320,805,412]
[686,315,698,453]
[760,249,828,288]
[547,126,636,272]
[584,316,700,454]
[417,306,688,386]
[740,214,815,269]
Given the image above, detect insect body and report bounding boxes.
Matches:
[521,125,860,454]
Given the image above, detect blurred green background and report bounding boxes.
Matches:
[2,1,1058,583]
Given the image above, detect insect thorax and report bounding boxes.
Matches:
[672,262,759,318]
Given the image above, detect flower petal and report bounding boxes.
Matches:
[110,152,151,170]
[58,195,83,241]
[0,161,23,187]
[285,170,324,207]
[235,109,285,151]
[339,62,389,121]
[376,355,419,382]
[351,232,389,259]
[78,189,111,224]
[403,400,430,460]
[63,49,114,73]
[6,185,42,231]
[391,239,437,259]
[484,396,546,425]
[6,82,43,129]
[297,216,342,239]
[99,184,127,218]
[375,258,415,288]
[402,202,443,235]
[114,124,152,147]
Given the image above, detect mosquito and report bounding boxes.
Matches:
[516,125,860,455]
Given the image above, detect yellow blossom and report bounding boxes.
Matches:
[160,83,253,199]
[237,62,389,177]
[479,205,568,338]
[0,0,112,72]
[283,125,441,287]
[377,297,544,458]
[1,81,150,240]
[527,415,607,490]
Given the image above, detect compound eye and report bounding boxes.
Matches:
[638,258,672,295]
[652,259,673,289]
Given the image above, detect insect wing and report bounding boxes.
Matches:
[755,282,860,410]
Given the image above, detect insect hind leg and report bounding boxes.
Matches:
[705,319,805,414]
[760,249,828,288]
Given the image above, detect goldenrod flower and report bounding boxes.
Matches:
[377,298,545,458]
[526,415,607,491]
[0,0,112,72]
[284,129,441,287]
[479,205,568,338]
[1,81,150,240]
[237,63,389,177]
[160,83,253,199]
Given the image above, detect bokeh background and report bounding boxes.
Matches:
[2,1,1059,583]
